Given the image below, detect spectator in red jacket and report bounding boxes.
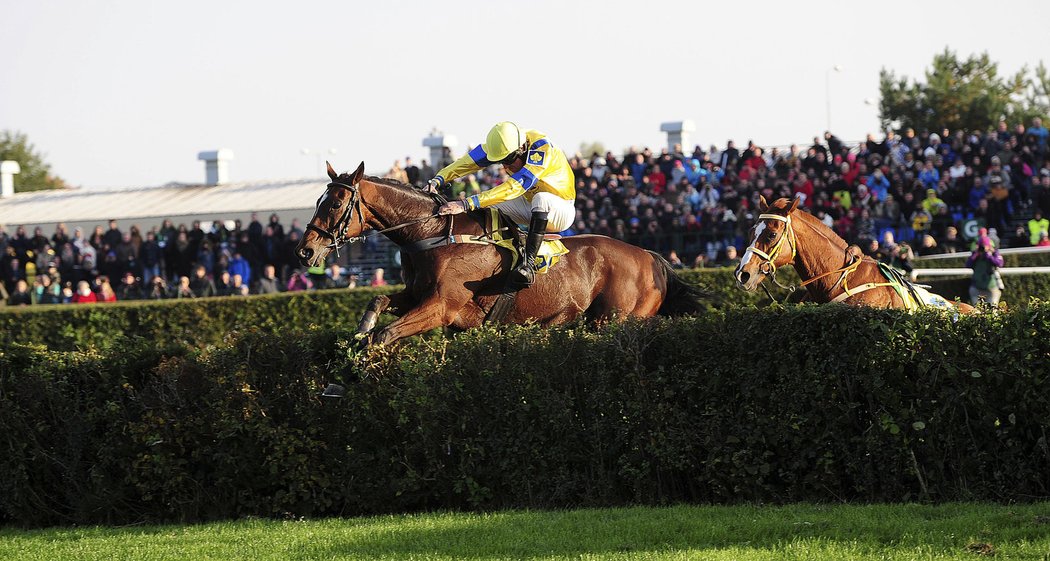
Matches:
[72,281,98,303]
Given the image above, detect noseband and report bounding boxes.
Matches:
[305,180,366,254]
[742,212,798,299]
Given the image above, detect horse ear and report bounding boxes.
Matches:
[788,196,801,214]
[759,195,769,212]
[350,161,366,184]
[326,161,338,182]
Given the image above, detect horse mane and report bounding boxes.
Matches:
[769,197,848,251]
[362,175,414,189]
[338,173,437,205]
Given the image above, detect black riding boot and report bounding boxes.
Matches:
[509,211,548,288]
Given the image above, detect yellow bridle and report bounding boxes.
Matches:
[748,213,797,275]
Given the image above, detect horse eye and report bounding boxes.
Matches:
[332,201,342,209]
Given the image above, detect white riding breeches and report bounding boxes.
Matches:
[494,192,576,232]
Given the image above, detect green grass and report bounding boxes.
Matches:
[3,503,1050,560]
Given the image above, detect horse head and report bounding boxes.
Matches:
[297,161,367,267]
[735,195,800,291]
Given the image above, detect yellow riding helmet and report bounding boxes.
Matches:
[482,121,523,162]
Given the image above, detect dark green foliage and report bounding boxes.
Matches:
[3,272,1049,351]
[0,288,398,350]
[4,269,1050,351]
[2,305,1048,526]
[878,49,1048,133]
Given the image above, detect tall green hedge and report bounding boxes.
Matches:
[3,269,1049,350]
[2,305,1048,526]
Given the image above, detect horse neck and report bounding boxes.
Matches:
[788,210,853,301]
[358,180,450,244]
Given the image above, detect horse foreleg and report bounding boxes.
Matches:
[372,293,467,346]
[356,291,414,341]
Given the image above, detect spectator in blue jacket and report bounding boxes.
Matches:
[629,153,648,186]
[969,177,990,213]
[228,252,252,287]
[866,169,890,201]
[919,160,941,190]
[684,159,705,187]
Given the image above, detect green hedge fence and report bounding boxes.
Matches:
[1,305,1048,526]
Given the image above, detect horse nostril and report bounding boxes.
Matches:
[738,271,750,285]
[299,248,313,260]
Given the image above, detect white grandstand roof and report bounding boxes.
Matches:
[0,178,327,227]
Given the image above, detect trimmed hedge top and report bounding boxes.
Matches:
[3,268,1050,350]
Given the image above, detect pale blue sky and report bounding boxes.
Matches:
[2,0,1047,188]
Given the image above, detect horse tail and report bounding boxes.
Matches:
[648,250,709,316]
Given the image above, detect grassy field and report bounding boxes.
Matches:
[2,503,1050,560]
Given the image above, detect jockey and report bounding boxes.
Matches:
[427,121,576,287]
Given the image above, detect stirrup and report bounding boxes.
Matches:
[508,262,536,288]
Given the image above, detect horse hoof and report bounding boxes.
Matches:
[321,383,346,398]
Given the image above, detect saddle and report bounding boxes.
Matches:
[482,208,569,274]
[401,207,568,273]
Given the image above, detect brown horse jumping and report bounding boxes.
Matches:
[296,162,705,345]
[735,196,973,313]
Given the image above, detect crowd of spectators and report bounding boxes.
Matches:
[437,118,1050,268]
[0,212,389,307]
[3,118,1049,307]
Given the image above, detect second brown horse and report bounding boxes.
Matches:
[296,162,705,345]
[735,196,973,313]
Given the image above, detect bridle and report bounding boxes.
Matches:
[742,212,798,298]
[304,179,449,257]
[305,180,367,254]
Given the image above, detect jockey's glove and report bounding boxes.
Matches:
[424,179,441,194]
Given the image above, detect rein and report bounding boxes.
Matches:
[306,180,448,257]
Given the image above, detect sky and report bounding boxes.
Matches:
[2,0,1048,189]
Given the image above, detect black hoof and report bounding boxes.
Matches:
[321,383,346,398]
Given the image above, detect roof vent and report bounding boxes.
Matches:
[197,149,234,186]
[0,160,20,198]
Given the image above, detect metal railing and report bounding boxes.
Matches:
[911,266,1050,280]
[913,246,1050,261]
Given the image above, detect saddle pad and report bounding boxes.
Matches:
[911,284,954,310]
[535,239,569,274]
[877,262,953,311]
[487,208,569,275]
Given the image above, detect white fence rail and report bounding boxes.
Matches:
[914,246,1050,261]
[911,266,1050,280]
